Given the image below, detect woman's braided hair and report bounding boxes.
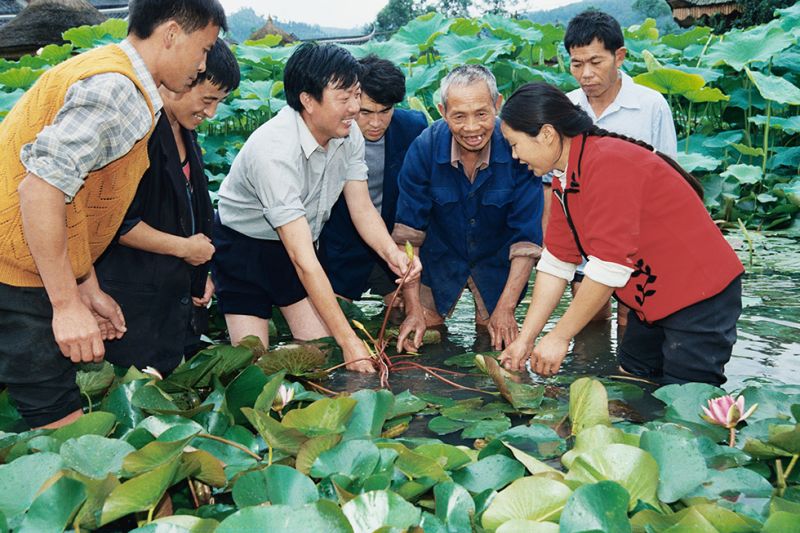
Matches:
[501,82,703,200]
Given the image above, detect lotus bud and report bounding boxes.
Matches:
[272,384,294,412]
[405,240,415,261]
[141,366,163,381]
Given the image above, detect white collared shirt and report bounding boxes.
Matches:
[218,106,368,241]
[567,70,678,158]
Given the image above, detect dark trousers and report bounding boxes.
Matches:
[617,275,742,386]
[0,283,81,427]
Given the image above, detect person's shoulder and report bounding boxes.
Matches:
[566,86,584,103]
[393,108,428,129]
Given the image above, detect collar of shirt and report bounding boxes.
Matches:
[573,70,640,122]
[449,137,491,180]
[294,109,345,159]
[118,39,163,117]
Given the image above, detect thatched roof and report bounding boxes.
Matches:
[667,0,736,5]
[249,16,297,44]
[0,0,106,59]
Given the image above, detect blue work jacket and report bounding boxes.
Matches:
[395,119,543,316]
[318,108,428,299]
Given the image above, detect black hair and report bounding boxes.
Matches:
[358,55,406,107]
[193,38,240,93]
[128,0,227,39]
[564,10,624,53]
[284,43,360,112]
[501,83,703,199]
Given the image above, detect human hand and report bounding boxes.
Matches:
[487,305,519,351]
[342,339,377,373]
[192,276,214,306]
[396,309,426,353]
[52,300,106,363]
[78,283,126,341]
[386,247,422,284]
[529,333,570,377]
[181,234,215,266]
[498,337,533,372]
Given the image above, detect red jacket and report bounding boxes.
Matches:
[547,134,743,322]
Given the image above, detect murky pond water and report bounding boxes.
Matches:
[323,233,800,431]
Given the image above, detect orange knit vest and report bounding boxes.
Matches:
[0,44,156,287]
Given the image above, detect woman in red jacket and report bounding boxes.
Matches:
[498,83,743,386]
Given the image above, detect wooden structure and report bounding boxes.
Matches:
[667,0,743,27]
[248,16,297,44]
[0,0,106,59]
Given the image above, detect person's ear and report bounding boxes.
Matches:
[494,93,504,111]
[614,47,627,68]
[300,92,314,114]
[161,20,180,48]
[437,102,445,118]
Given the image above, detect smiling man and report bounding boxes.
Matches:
[318,55,427,320]
[0,0,225,429]
[95,38,240,375]
[393,65,543,351]
[212,43,420,373]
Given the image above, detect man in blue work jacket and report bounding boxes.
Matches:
[318,55,428,312]
[393,65,543,352]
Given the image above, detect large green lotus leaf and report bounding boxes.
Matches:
[769,424,800,454]
[379,442,448,481]
[174,450,226,487]
[685,467,773,500]
[16,476,86,533]
[342,490,421,533]
[60,435,135,479]
[217,501,353,533]
[414,443,472,471]
[341,389,394,441]
[652,383,728,439]
[0,452,63,526]
[131,383,181,413]
[478,424,565,461]
[122,436,193,476]
[633,68,705,95]
[296,434,341,475]
[462,418,511,439]
[72,474,119,530]
[762,511,800,533]
[561,425,639,468]
[393,12,452,51]
[739,385,800,423]
[703,24,793,71]
[435,34,513,67]
[428,416,468,435]
[233,464,318,508]
[76,362,115,398]
[440,398,500,422]
[0,67,45,90]
[387,390,428,418]
[481,476,572,531]
[676,152,721,172]
[252,370,287,412]
[0,89,24,118]
[661,26,712,50]
[449,17,481,37]
[478,355,544,411]
[241,407,306,455]
[50,411,117,444]
[138,415,205,439]
[745,68,800,106]
[749,115,800,135]
[100,460,179,526]
[451,455,524,493]
[256,343,327,377]
[566,444,659,509]
[405,64,446,99]
[481,14,543,46]
[433,481,474,532]
[631,503,762,532]
[311,439,381,481]
[133,515,219,533]
[282,397,357,437]
[559,481,631,533]
[685,87,729,103]
[343,40,416,65]
[569,377,610,435]
[639,427,708,503]
[224,366,268,425]
[62,18,127,48]
[501,443,562,478]
[162,351,221,391]
[729,143,765,157]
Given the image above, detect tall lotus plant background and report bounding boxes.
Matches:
[0,8,799,533]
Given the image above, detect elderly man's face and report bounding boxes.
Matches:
[438,82,501,153]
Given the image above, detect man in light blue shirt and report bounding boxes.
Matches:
[543,10,678,325]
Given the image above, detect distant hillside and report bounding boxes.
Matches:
[226,7,361,43]
[525,0,678,34]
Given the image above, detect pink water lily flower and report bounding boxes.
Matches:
[272,384,295,413]
[701,395,758,447]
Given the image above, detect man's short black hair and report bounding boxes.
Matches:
[564,10,624,54]
[358,55,406,107]
[128,0,227,39]
[194,38,240,93]
[284,43,360,113]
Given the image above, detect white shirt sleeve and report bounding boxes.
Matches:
[584,255,634,287]
[536,248,578,282]
[653,98,678,159]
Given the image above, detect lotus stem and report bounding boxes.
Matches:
[377,266,413,354]
[785,454,799,482]
[268,445,273,466]
[323,357,377,374]
[196,433,262,461]
[391,361,486,394]
[147,506,155,524]
[728,426,736,448]
[303,380,339,397]
[188,479,200,509]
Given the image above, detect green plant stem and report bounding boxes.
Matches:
[268,445,273,466]
[146,506,155,524]
[737,218,754,267]
[685,102,693,154]
[728,426,736,448]
[784,454,799,481]
[196,433,262,461]
[761,99,771,179]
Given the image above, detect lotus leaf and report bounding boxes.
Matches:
[241,407,306,454]
[568,377,610,435]
[559,481,632,533]
[256,343,327,376]
[452,455,524,493]
[414,443,472,471]
[481,476,572,531]
[60,435,135,479]
[342,490,421,533]
[639,427,708,502]
[433,481,475,531]
[561,424,638,468]
[0,453,63,525]
[217,501,353,533]
[746,68,800,106]
[281,396,357,437]
[16,476,86,533]
[633,68,705,95]
[233,464,318,508]
[50,411,117,443]
[393,12,452,52]
[496,520,558,533]
[100,460,180,526]
[703,24,793,71]
[685,467,773,500]
[631,503,763,532]
[63,18,127,49]
[311,439,381,482]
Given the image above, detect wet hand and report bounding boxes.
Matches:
[396,310,426,353]
[52,300,106,363]
[487,306,519,351]
[182,234,215,266]
[530,333,569,377]
[343,340,377,374]
[499,338,532,372]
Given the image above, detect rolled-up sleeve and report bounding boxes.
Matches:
[393,135,432,246]
[537,248,577,281]
[20,73,151,202]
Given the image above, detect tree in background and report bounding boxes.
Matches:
[632,0,671,19]
[435,0,470,17]
[226,7,266,43]
[376,0,424,33]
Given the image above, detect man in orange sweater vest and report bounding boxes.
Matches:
[0,0,225,429]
